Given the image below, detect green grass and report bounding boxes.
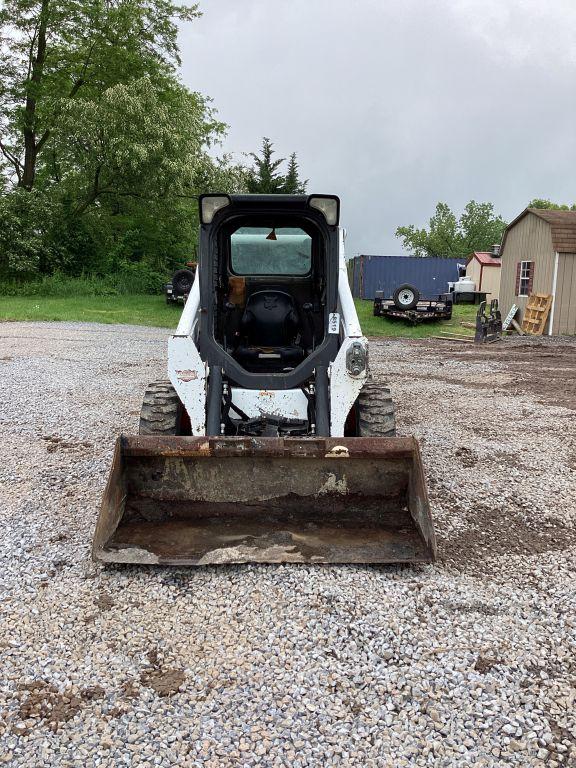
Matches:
[355,299,478,338]
[0,293,478,337]
[0,294,179,328]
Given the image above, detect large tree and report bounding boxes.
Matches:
[396,201,507,259]
[0,0,200,189]
[0,0,245,278]
[245,138,307,194]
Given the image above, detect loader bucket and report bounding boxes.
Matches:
[92,436,436,565]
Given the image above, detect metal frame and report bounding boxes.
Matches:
[474,299,502,343]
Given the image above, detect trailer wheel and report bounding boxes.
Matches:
[356,378,396,437]
[393,284,420,310]
[139,380,189,435]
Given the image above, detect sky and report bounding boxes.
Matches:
[179,0,576,257]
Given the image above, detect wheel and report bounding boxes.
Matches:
[139,381,189,435]
[356,377,396,437]
[393,284,420,310]
[171,268,195,296]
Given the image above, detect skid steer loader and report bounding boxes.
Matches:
[93,194,436,565]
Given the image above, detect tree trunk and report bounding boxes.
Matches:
[20,0,50,190]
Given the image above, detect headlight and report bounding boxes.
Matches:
[200,195,230,224]
[308,195,340,226]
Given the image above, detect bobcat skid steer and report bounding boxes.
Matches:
[93,194,436,565]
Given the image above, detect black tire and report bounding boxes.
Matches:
[171,268,195,296]
[139,381,186,435]
[357,377,396,437]
[393,283,420,310]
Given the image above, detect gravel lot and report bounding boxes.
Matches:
[1,322,575,767]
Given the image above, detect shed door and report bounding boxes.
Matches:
[553,254,576,335]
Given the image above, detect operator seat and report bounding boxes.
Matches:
[235,290,305,370]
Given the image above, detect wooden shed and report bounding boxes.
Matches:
[499,208,576,335]
[465,251,501,299]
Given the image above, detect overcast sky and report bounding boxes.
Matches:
[180,0,576,256]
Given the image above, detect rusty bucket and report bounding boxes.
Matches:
[92,436,436,565]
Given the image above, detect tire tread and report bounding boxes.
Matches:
[357,377,396,437]
[139,380,182,435]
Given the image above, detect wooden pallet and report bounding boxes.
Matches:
[521,293,552,336]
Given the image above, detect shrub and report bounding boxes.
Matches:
[0,265,166,297]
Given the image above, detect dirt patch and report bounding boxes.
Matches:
[490,450,526,470]
[474,656,500,674]
[139,668,186,697]
[95,590,114,611]
[455,446,478,468]
[42,435,93,453]
[449,340,576,410]
[392,371,504,392]
[17,681,105,732]
[138,647,185,697]
[439,503,576,572]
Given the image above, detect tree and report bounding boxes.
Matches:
[0,0,200,190]
[396,201,507,258]
[0,0,246,279]
[283,153,307,194]
[245,138,307,194]
[527,199,576,211]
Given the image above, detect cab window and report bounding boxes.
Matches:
[230,227,312,275]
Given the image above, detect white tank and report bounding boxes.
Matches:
[453,276,476,293]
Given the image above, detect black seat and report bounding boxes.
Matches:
[235,290,304,370]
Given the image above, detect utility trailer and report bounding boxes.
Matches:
[374,285,453,325]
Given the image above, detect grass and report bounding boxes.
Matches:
[355,299,478,338]
[0,294,478,337]
[0,294,179,328]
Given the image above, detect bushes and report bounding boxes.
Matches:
[0,265,166,297]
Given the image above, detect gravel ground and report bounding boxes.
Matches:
[0,321,575,768]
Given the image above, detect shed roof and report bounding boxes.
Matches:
[501,208,576,254]
[466,251,501,267]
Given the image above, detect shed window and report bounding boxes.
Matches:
[516,261,534,297]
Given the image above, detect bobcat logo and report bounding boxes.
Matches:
[263,296,278,310]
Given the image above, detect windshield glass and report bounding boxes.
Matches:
[230,226,312,275]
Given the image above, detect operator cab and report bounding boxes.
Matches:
[198,194,340,380]
[223,221,322,372]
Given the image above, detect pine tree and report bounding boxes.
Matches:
[246,138,286,194]
[283,153,307,194]
[245,139,307,194]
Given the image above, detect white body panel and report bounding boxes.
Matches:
[330,228,367,435]
[168,334,206,435]
[168,273,206,435]
[167,226,368,437]
[231,388,308,420]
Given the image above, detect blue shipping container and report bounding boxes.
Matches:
[349,255,463,300]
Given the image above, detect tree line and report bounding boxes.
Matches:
[395,198,575,260]
[0,1,571,286]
